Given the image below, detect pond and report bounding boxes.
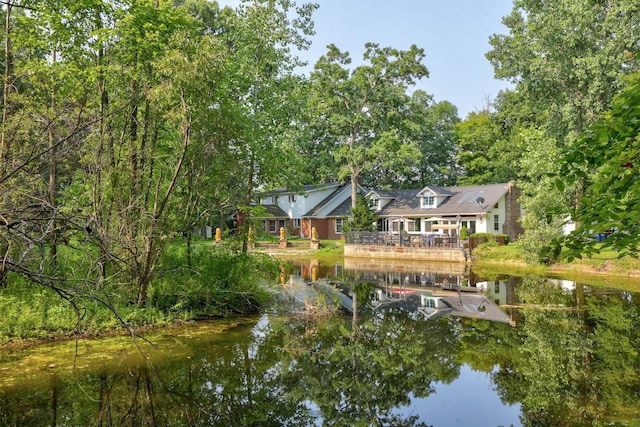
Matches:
[1,258,639,426]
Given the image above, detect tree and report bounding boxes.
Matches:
[486,0,640,259]
[216,0,316,252]
[488,90,537,183]
[454,111,499,185]
[487,0,640,143]
[562,72,640,258]
[363,92,460,188]
[516,128,568,264]
[410,95,460,187]
[308,43,429,207]
[341,195,376,232]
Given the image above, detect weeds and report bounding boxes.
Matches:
[0,239,279,344]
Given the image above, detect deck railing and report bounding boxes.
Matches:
[344,231,459,249]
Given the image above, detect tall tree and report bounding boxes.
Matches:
[487,0,640,143]
[486,0,640,261]
[408,93,459,187]
[217,0,317,252]
[562,72,640,258]
[454,111,500,185]
[308,43,428,206]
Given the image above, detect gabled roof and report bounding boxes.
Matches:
[375,183,511,217]
[304,183,367,218]
[260,204,289,218]
[327,197,353,218]
[303,185,345,217]
[417,185,453,197]
[366,189,396,198]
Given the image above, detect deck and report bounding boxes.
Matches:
[344,231,468,263]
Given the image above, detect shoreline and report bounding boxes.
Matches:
[3,247,638,349]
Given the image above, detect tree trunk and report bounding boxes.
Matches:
[137,94,190,306]
[350,173,358,209]
[0,2,12,171]
[48,50,57,266]
[0,3,13,287]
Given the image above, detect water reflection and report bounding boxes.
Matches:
[1,264,639,426]
[285,258,522,327]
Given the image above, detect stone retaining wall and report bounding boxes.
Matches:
[344,245,467,263]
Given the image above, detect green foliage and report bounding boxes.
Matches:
[455,111,501,184]
[516,188,566,265]
[341,195,376,232]
[0,241,276,342]
[486,0,640,266]
[149,243,276,317]
[459,226,468,240]
[487,0,640,142]
[306,42,429,202]
[562,73,640,259]
[408,95,460,186]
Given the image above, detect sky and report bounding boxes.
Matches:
[221,0,516,118]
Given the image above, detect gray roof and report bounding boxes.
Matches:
[376,293,513,324]
[303,185,345,217]
[327,197,353,218]
[376,183,511,217]
[261,204,289,218]
[420,185,453,196]
[304,184,368,218]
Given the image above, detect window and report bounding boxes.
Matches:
[268,220,276,232]
[370,196,379,210]
[278,219,286,230]
[493,214,499,231]
[422,195,435,208]
[494,281,500,293]
[407,218,421,232]
[335,218,345,234]
[424,298,436,308]
[289,194,296,203]
[293,218,301,228]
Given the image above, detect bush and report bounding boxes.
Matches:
[0,241,280,343]
[150,244,277,317]
[459,226,468,240]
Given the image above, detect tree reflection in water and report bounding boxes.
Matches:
[0,274,639,426]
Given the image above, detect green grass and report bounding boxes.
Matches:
[0,240,278,345]
[472,241,640,291]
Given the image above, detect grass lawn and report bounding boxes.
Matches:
[472,241,640,291]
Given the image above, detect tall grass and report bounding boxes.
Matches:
[0,240,280,344]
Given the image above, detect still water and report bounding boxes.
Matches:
[1,258,639,426]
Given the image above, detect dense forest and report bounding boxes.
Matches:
[0,0,639,338]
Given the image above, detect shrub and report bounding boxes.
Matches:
[151,244,277,317]
[459,226,468,240]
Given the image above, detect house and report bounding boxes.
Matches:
[365,182,523,241]
[257,182,366,240]
[257,181,523,241]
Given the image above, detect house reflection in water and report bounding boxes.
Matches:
[284,258,521,327]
